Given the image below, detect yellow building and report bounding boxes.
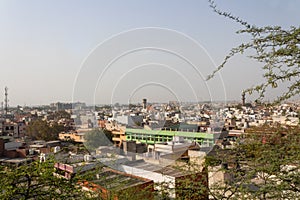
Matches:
[59,131,88,143]
[105,122,126,147]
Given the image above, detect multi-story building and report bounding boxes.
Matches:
[105,121,126,147]
[125,128,223,147]
[0,120,26,138]
[59,131,86,143]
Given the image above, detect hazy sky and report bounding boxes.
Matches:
[0,0,299,106]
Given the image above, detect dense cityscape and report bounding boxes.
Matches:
[1,87,299,199]
[1,0,299,199]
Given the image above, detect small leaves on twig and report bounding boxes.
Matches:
[207,0,300,104]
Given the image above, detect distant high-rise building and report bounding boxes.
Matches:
[57,102,72,111]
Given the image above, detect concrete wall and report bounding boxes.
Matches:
[116,164,176,198]
[5,141,23,150]
[115,115,143,126]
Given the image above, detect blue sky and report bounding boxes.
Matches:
[0,0,299,106]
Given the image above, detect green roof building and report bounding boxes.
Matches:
[125,128,221,147]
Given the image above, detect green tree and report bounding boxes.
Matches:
[0,157,90,199]
[0,156,153,200]
[26,119,64,141]
[205,125,300,199]
[204,4,300,196]
[207,0,300,104]
[84,129,113,151]
[53,110,71,120]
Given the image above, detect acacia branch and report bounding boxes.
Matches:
[207,0,300,103]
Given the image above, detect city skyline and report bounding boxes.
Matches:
[1,0,300,106]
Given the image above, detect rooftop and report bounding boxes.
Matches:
[126,128,217,139]
[123,159,194,178]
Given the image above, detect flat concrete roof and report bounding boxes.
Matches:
[123,159,193,178]
[154,166,191,177]
[125,159,162,172]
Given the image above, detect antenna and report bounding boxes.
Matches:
[4,87,8,115]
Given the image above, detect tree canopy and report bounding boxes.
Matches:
[0,158,88,199]
[84,129,113,152]
[26,119,64,141]
[207,0,300,104]
[205,125,300,199]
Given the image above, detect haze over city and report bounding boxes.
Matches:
[1,1,300,199]
[1,0,300,106]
